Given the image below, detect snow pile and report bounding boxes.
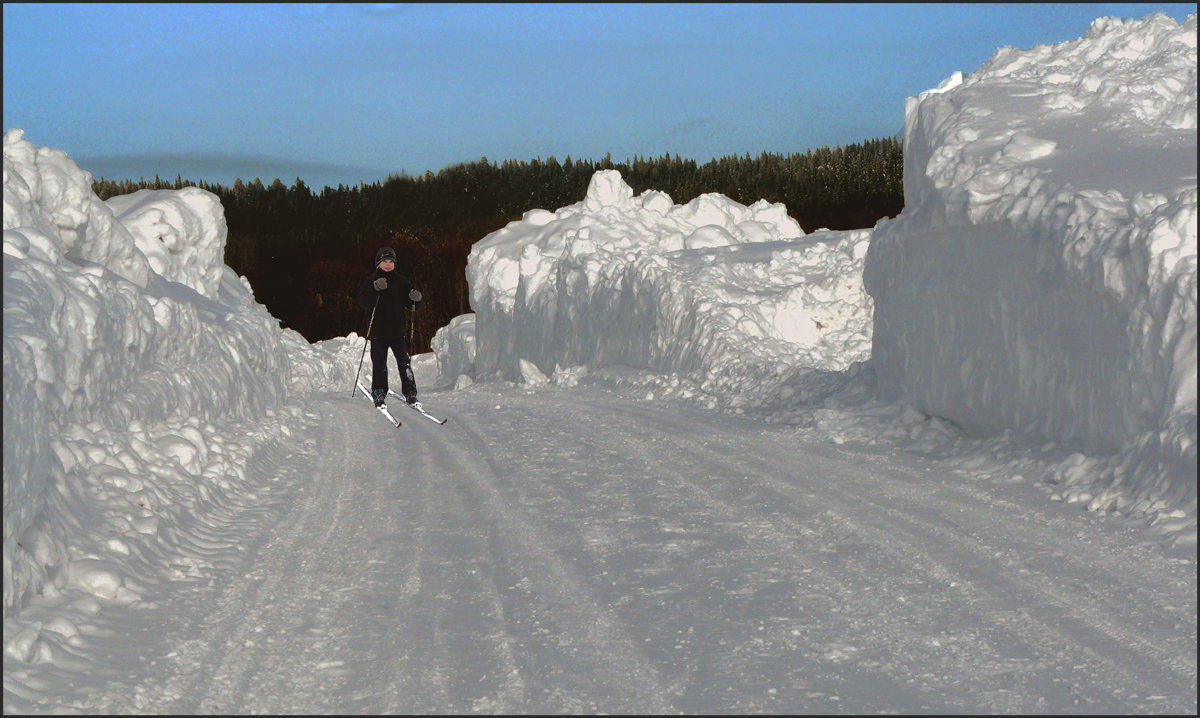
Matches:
[863,12,1197,512]
[429,313,477,388]
[431,12,1195,537]
[3,130,150,287]
[3,128,343,617]
[451,169,874,410]
[106,188,229,298]
[313,331,441,394]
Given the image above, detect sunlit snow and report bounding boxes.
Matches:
[3,11,1195,714]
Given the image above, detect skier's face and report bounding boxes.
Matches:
[378,259,395,271]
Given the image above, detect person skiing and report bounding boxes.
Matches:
[357,246,422,407]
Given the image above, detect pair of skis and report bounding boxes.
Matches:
[355,381,448,426]
[386,389,448,424]
[357,381,402,426]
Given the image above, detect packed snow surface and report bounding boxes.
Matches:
[3,10,1196,715]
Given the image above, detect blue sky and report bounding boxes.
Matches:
[3,3,1194,190]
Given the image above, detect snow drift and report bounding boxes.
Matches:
[863,12,1197,507]
[444,169,874,411]
[3,7,1195,643]
[433,12,1196,524]
[2,128,344,616]
[3,9,1196,709]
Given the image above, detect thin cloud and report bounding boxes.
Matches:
[76,152,388,189]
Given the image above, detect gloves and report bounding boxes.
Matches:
[373,278,387,291]
[408,289,422,302]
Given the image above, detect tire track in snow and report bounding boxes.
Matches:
[226,396,427,713]
[490,393,944,711]
[475,388,1189,712]
[450,391,936,711]
[129,433,321,712]
[568,392,1195,712]
[604,394,1190,610]
[81,386,1191,714]
[667,420,1194,701]
[832,452,1197,686]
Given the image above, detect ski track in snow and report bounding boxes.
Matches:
[574,396,1194,712]
[23,385,1196,714]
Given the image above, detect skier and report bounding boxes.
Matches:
[357,246,422,407]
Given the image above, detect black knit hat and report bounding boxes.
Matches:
[375,247,397,265]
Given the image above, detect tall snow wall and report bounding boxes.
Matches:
[2,129,342,615]
[460,169,873,404]
[863,14,1196,499]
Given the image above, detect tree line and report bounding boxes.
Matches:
[92,137,902,352]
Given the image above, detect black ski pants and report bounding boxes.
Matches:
[370,336,417,399]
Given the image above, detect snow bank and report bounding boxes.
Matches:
[454,169,874,409]
[3,130,150,287]
[3,129,343,616]
[430,12,1195,536]
[863,14,1196,507]
[429,313,477,387]
[106,188,228,298]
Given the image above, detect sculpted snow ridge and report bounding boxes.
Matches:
[3,129,344,615]
[863,13,1196,492]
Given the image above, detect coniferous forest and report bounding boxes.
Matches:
[92,138,902,353]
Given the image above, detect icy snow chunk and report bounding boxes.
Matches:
[685,224,738,249]
[583,169,635,213]
[65,558,127,600]
[1000,133,1057,161]
[4,627,51,664]
[518,358,549,386]
[2,129,150,286]
[551,364,587,387]
[522,208,555,226]
[675,193,742,233]
[640,190,674,215]
[106,187,228,298]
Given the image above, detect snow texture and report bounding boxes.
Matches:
[864,12,1196,508]
[458,169,873,410]
[436,11,1196,527]
[3,128,345,617]
[2,10,1196,714]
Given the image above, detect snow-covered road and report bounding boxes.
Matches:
[30,384,1196,714]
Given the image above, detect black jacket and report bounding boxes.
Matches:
[357,268,419,340]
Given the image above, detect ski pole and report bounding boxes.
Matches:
[407,270,418,350]
[408,300,416,349]
[352,294,380,396]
